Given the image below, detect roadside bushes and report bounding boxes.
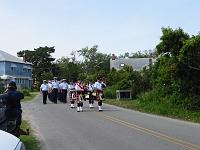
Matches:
[105,66,152,99]
[104,85,118,99]
[22,89,31,96]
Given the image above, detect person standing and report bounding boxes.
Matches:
[94,78,106,111]
[58,80,63,102]
[51,77,60,104]
[68,81,76,108]
[75,80,84,112]
[47,80,53,102]
[0,81,29,137]
[87,81,94,108]
[60,79,68,103]
[40,80,49,104]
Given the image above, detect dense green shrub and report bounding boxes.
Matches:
[22,89,31,96]
[104,85,118,99]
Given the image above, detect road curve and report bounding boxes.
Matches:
[22,95,200,150]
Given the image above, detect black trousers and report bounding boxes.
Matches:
[42,91,48,104]
[52,89,58,103]
[48,92,53,102]
[88,91,94,104]
[62,89,67,103]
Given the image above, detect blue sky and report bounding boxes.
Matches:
[0,0,200,59]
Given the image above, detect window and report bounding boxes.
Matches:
[11,63,17,71]
[11,67,15,71]
[11,63,17,67]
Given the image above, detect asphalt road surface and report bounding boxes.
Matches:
[22,95,200,150]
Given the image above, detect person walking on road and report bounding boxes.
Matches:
[40,80,49,104]
[87,81,94,108]
[60,79,68,103]
[94,78,106,111]
[51,77,60,104]
[68,81,76,108]
[47,80,53,102]
[75,80,84,112]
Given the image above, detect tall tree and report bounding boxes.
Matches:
[56,56,83,81]
[156,27,189,56]
[178,34,200,96]
[77,45,111,77]
[17,46,55,84]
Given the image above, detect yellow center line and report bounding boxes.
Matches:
[97,113,199,150]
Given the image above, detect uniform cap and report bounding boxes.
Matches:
[8,81,17,89]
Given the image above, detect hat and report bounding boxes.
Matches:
[8,81,17,89]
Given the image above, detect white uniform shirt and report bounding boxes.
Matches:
[52,80,59,89]
[94,81,106,91]
[60,82,68,90]
[59,82,63,89]
[48,83,52,89]
[88,84,94,91]
[68,84,75,91]
[40,84,49,91]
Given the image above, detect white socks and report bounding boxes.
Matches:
[77,107,83,112]
[98,106,102,111]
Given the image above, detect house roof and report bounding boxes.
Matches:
[110,58,155,71]
[0,50,31,65]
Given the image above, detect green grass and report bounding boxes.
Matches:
[20,120,42,150]
[22,92,39,102]
[20,92,41,149]
[105,99,200,123]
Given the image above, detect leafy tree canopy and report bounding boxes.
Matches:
[156,27,189,56]
[17,46,55,83]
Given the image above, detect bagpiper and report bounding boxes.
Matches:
[68,81,76,108]
[75,80,84,112]
[87,81,94,108]
[94,77,106,111]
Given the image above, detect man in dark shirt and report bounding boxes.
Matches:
[0,81,28,137]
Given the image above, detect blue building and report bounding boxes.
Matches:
[0,50,32,89]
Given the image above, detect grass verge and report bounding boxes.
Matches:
[21,91,41,149]
[20,120,42,150]
[22,92,39,102]
[105,99,200,123]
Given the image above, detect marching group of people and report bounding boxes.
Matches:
[40,77,106,112]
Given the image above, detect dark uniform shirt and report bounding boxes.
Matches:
[0,89,24,125]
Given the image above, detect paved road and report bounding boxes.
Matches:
[22,95,200,150]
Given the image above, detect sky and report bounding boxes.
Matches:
[0,0,200,60]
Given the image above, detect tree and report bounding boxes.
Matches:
[77,45,111,77]
[179,34,200,71]
[17,46,55,84]
[156,27,189,56]
[151,27,200,109]
[56,56,84,82]
[178,34,200,96]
